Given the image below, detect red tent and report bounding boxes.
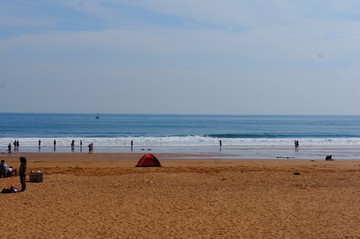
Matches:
[136,154,161,167]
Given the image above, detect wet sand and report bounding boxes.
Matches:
[1,152,360,238]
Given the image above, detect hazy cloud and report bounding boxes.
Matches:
[1,1,360,114]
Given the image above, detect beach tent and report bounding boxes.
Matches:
[136,154,161,167]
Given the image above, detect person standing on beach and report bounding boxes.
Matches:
[14,140,19,151]
[88,143,93,153]
[71,140,75,152]
[8,143,11,153]
[19,157,27,192]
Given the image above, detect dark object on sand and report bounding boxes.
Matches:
[325,155,333,161]
[1,186,18,193]
[293,172,301,175]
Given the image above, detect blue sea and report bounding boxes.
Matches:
[1,113,360,159]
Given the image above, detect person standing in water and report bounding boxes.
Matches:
[19,157,27,192]
[294,140,299,148]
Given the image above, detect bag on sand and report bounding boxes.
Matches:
[1,186,18,193]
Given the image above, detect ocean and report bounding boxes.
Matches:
[1,113,360,159]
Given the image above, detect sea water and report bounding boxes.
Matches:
[1,113,360,159]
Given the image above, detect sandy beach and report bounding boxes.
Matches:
[1,152,360,238]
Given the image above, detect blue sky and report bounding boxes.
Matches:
[1,0,360,114]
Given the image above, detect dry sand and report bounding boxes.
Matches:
[1,152,360,239]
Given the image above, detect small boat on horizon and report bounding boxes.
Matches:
[95,113,100,119]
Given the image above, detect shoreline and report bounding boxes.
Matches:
[3,144,360,160]
[2,151,360,174]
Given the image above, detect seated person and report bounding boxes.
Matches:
[0,160,8,178]
[7,166,16,177]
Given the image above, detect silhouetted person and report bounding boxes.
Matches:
[19,157,27,192]
[0,160,8,178]
[14,140,19,152]
[88,143,93,153]
[294,140,299,148]
[71,140,75,152]
[326,155,333,161]
[8,143,11,153]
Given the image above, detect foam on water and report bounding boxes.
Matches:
[2,136,360,148]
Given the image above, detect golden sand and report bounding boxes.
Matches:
[1,152,360,238]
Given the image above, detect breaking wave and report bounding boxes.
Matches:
[1,136,360,147]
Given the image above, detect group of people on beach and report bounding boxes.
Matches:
[0,157,26,192]
[5,139,93,153]
[0,160,15,178]
[7,140,20,153]
[5,139,139,153]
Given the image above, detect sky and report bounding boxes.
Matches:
[1,0,360,115]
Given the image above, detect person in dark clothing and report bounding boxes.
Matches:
[19,157,27,192]
[294,140,299,148]
[0,160,8,178]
